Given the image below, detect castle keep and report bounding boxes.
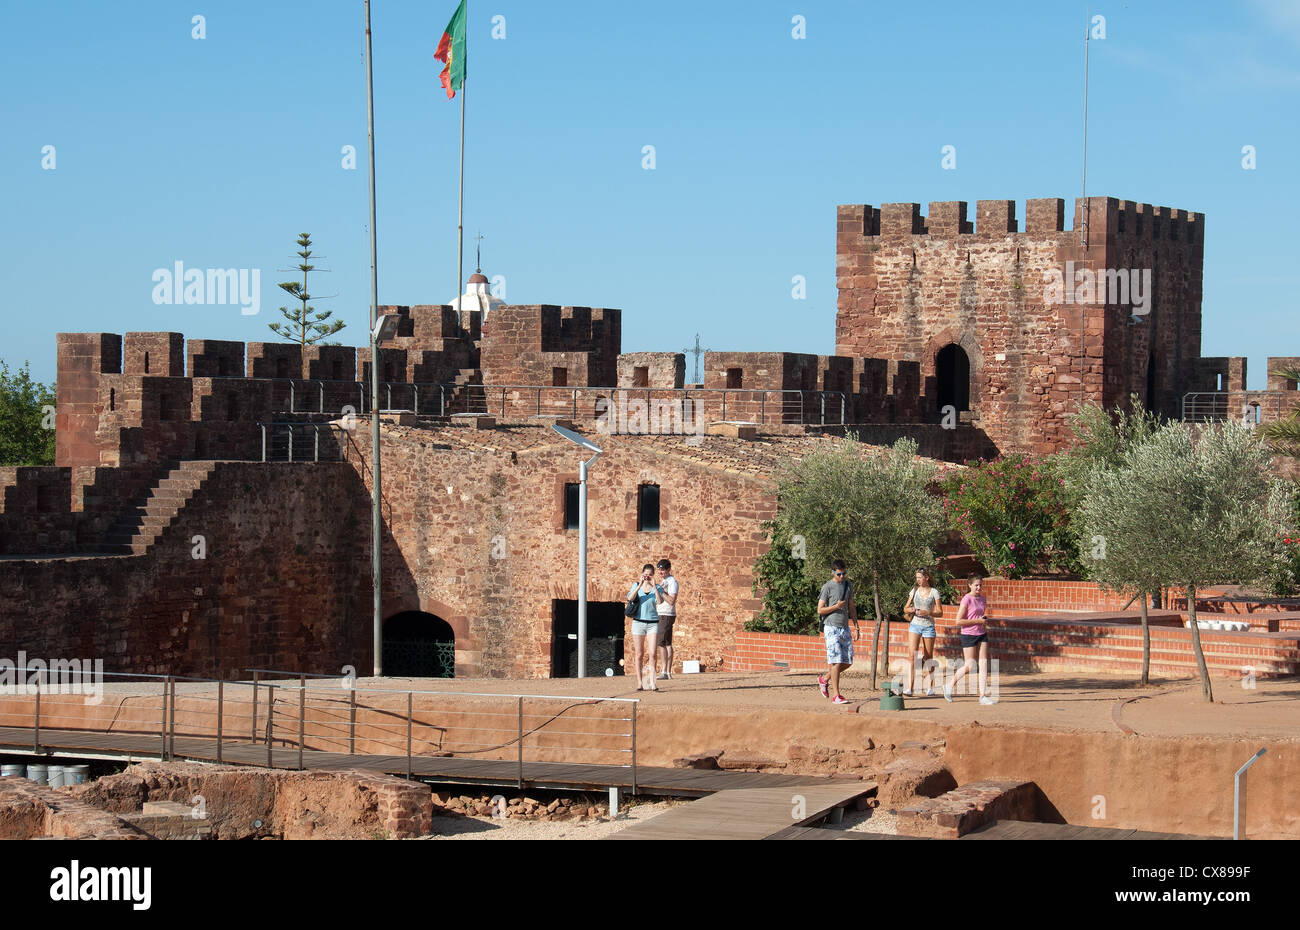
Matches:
[2,195,1296,679]
[836,196,1232,454]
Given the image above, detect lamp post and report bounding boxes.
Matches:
[371,312,400,676]
[552,424,603,678]
[364,0,382,677]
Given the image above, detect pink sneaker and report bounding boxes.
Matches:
[818,675,829,698]
[832,694,849,705]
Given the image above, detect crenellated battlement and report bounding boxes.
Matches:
[838,196,1204,243]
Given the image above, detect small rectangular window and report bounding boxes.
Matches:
[553,367,568,387]
[564,482,580,530]
[726,368,743,389]
[637,484,660,532]
[633,366,649,387]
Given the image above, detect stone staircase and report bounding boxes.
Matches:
[97,461,220,555]
[443,368,485,415]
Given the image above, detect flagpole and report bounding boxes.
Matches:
[364,0,383,677]
[456,69,466,316]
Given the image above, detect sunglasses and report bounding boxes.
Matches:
[833,571,845,576]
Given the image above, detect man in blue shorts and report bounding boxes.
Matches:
[817,560,858,704]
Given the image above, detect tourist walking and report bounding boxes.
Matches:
[945,573,995,705]
[627,563,665,691]
[654,559,679,679]
[816,560,859,705]
[902,568,943,695]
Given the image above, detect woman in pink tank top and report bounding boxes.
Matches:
[946,574,994,705]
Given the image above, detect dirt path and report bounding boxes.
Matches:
[336,668,1300,741]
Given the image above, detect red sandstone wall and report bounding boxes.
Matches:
[835,197,1205,455]
[348,425,775,678]
[481,306,620,387]
[0,462,373,677]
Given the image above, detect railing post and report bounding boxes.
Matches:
[216,680,224,764]
[722,391,727,421]
[760,393,765,424]
[1234,748,1267,840]
[536,388,541,416]
[841,393,846,424]
[413,384,419,415]
[821,392,826,425]
[314,425,321,462]
[349,686,356,755]
[160,676,169,761]
[33,679,40,752]
[387,383,392,410]
[260,424,267,462]
[251,670,259,743]
[298,674,305,770]
[319,381,324,413]
[406,692,413,780]
[501,388,506,418]
[440,385,445,417]
[517,697,524,789]
[573,389,578,419]
[169,676,176,760]
[288,426,294,463]
[631,701,638,795]
[265,685,275,768]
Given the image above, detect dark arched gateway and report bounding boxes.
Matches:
[382,611,455,678]
[935,344,971,413]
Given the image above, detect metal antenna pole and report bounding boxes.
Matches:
[1082,5,1090,250]
[365,0,383,675]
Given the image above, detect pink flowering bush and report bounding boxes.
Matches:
[941,454,1080,579]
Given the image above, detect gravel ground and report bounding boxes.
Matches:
[420,797,687,839]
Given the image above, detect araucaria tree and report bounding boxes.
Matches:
[268,233,345,346]
[773,436,946,687]
[1079,421,1293,702]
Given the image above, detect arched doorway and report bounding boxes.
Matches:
[935,344,971,412]
[382,611,455,678]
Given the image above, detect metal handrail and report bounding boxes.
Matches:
[1181,391,1295,424]
[6,667,637,786]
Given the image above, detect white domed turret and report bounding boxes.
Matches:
[450,269,504,316]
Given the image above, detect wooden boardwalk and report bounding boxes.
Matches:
[0,726,837,797]
[610,783,875,840]
[770,820,1215,840]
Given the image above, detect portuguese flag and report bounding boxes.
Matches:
[435,0,467,99]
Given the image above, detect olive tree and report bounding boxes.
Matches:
[773,436,946,687]
[1080,421,1293,701]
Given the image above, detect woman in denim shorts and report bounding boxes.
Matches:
[627,563,665,691]
[902,568,943,695]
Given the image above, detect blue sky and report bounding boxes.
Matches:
[2,0,1297,387]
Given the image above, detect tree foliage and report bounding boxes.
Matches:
[1260,365,1300,459]
[746,522,822,635]
[1079,421,1294,701]
[942,454,1077,579]
[769,435,946,686]
[268,232,346,347]
[0,360,56,466]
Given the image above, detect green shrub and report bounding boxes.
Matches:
[746,522,821,635]
[942,454,1078,579]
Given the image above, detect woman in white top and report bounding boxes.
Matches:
[902,568,943,696]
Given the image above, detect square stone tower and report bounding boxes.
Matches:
[835,196,1206,455]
